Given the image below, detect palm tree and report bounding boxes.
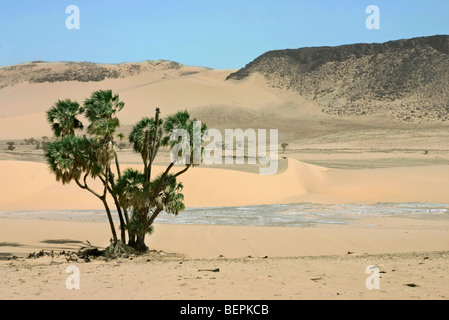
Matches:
[114,109,207,252]
[83,90,128,244]
[46,99,84,137]
[45,93,121,245]
[129,114,163,181]
[281,143,288,154]
[115,169,186,251]
[45,91,208,253]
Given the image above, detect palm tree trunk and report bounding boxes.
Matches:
[106,167,126,243]
[128,233,136,247]
[113,138,132,243]
[114,153,122,178]
[147,208,162,228]
[111,195,126,243]
[122,208,135,246]
[132,208,162,252]
[144,130,150,181]
[145,108,161,183]
[101,197,117,244]
[135,234,148,252]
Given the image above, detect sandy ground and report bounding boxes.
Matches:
[0,216,448,300]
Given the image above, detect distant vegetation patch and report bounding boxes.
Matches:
[0,60,184,89]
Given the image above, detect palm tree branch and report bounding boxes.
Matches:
[152,162,175,198]
[75,174,102,199]
[174,164,191,178]
[146,207,162,230]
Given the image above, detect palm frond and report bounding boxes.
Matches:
[83,90,124,137]
[46,99,84,137]
[44,136,103,184]
[129,117,163,161]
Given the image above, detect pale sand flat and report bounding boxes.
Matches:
[0,216,448,300]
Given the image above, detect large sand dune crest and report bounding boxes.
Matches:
[1,159,448,212]
[0,64,291,140]
[0,159,322,211]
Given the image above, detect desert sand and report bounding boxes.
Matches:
[0,158,448,211]
[0,216,448,300]
[1,156,448,300]
[1,63,448,300]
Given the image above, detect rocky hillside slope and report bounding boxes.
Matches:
[0,60,185,89]
[227,35,449,122]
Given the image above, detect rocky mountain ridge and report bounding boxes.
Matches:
[227,35,449,122]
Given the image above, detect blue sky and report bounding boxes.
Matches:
[0,0,448,69]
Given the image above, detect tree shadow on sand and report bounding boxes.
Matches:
[0,242,24,247]
[0,252,14,258]
[39,239,96,252]
[40,239,85,245]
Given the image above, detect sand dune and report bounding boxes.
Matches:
[0,158,320,211]
[0,113,51,141]
[0,66,293,140]
[1,159,448,212]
